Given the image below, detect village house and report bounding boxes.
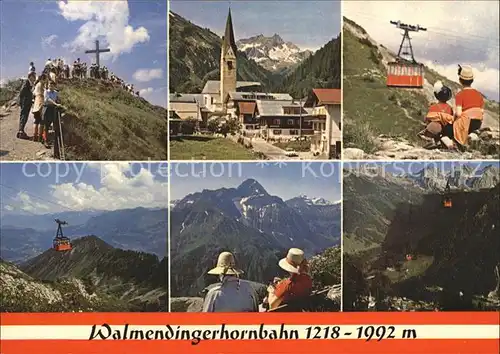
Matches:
[224,92,294,134]
[169,93,202,121]
[304,88,341,158]
[257,100,314,140]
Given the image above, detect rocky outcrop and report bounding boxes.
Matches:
[350,132,499,160]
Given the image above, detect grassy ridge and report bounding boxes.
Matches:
[57,79,166,160]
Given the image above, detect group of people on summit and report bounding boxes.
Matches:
[202,248,313,312]
[421,64,485,149]
[17,58,140,146]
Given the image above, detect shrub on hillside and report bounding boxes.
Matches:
[343,121,379,153]
[309,247,341,290]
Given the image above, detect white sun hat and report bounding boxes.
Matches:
[207,252,244,275]
[278,248,306,274]
[458,65,474,80]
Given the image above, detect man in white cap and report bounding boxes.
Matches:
[267,248,312,310]
[453,64,485,145]
[202,252,258,312]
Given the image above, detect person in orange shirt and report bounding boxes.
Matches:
[423,81,454,142]
[455,65,484,133]
[267,248,313,310]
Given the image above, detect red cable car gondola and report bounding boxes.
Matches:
[386,21,427,89]
[443,179,453,208]
[53,219,73,251]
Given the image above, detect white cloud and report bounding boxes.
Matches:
[3,205,14,211]
[344,1,499,98]
[133,68,163,82]
[49,163,167,212]
[41,34,58,49]
[139,87,154,96]
[58,0,150,60]
[14,192,50,214]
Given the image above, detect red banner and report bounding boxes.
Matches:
[1,312,498,353]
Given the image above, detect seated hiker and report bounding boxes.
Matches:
[202,252,258,312]
[267,248,313,310]
[32,74,47,142]
[453,65,485,146]
[17,72,36,139]
[42,81,62,148]
[422,81,454,145]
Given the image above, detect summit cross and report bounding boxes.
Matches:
[85,40,110,68]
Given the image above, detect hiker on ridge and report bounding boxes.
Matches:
[17,72,36,139]
[44,58,53,74]
[31,74,47,142]
[422,81,454,146]
[453,65,485,146]
[42,80,62,148]
[266,248,313,310]
[29,62,36,75]
[202,252,259,312]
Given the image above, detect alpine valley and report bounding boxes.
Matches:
[343,164,500,311]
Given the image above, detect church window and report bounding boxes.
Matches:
[228,61,233,70]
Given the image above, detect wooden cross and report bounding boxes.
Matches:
[85,40,110,68]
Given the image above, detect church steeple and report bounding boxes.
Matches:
[222,8,237,55]
[220,7,237,108]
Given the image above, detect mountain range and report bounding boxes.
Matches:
[1,236,167,312]
[0,207,167,262]
[237,34,313,73]
[343,164,500,310]
[168,11,340,95]
[170,178,341,296]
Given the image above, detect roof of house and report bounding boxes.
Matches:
[238,101,256,114]
[312,88,341,105]
[256,100,310,116]
[169,93,204,104]
[169,101,201,121]
[201,80,261,94]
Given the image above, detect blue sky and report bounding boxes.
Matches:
[0,0,167,107]
[170,0,341,50]
[170,162,342,202]
[0,162,168,215]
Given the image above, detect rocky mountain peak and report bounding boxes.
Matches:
[236,33,312,72]
[236,178,269,197]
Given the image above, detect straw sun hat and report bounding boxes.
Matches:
[458,65,474,80]
[278,248,306,274]
[207,252,244,276]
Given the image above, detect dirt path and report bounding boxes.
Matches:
[0,103,56,161]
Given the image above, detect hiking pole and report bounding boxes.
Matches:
[57,109,66,160]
